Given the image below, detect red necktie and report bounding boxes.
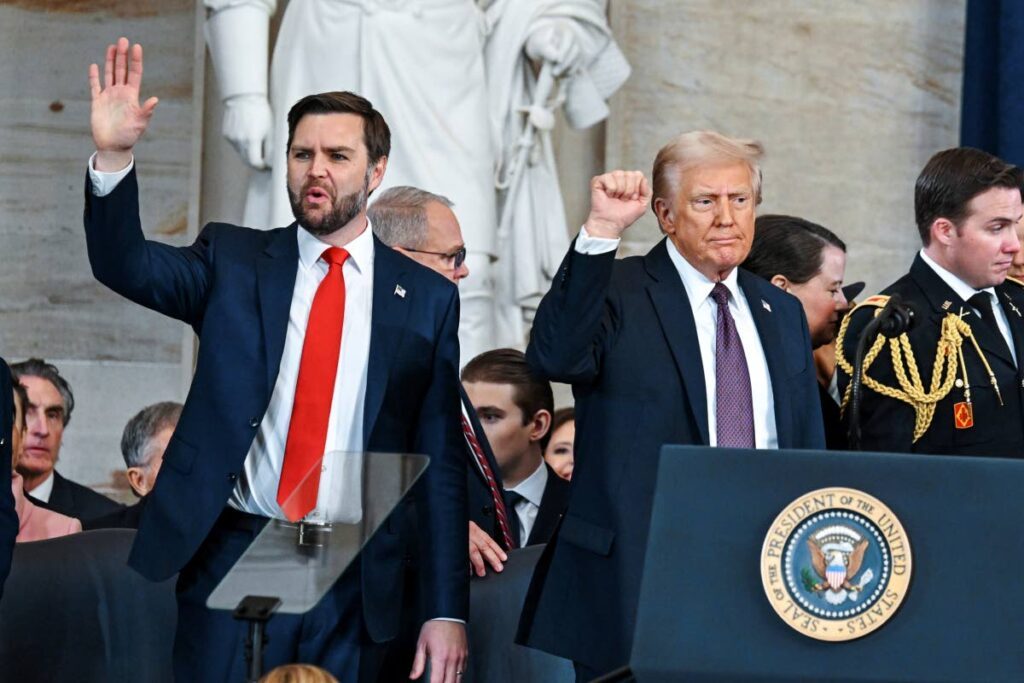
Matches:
[461,414,516,550]
[278,246,349,521]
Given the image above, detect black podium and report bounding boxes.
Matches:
[625,445,1024,682]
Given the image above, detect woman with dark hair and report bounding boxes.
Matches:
[543,407,575,481]
[743,215,849,448]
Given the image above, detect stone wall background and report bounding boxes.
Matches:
[0,0,967,497]
[0,2,203,500]
[607,0,967,296]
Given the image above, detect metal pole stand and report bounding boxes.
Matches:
[233,595,282,683]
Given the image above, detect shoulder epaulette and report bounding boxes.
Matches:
[847,294,889,315]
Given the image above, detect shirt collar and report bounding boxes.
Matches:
[507,460,548,508]
[297,217,375,274]
[31,470,55,503]
[665,239,742,306]
[919,248,996,303]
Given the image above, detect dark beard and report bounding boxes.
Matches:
[289,172,370,237]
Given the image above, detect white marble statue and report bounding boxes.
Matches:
[204,0,629,362]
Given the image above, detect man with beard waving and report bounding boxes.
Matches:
[83,38,468,683]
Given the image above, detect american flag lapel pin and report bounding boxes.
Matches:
[394,284,406,298]
[762,299,771,313]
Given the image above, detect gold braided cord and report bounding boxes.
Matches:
[836,302,978,442]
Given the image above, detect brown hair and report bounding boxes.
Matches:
[915,147,1023,245]
[286,91,391,164]
[461,348,554,430]
[549,406,575,436]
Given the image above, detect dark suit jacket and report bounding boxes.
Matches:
[838,255,1024,457]
[83,168,468,640]
[819,381,847,450]
[27,470,122,524]
[518,239,825,672]
[525,463,569,546]
[461,386,512,550]
[0,359,19,601]
[83,499,144,530]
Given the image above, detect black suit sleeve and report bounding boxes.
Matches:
[413,289,469,621]
[526,240,618,385]
[0,360,20,600]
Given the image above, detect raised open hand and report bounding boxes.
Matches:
[583,170,652,239]
[88,37,159,171]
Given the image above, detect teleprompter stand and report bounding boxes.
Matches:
[207,451,429,681]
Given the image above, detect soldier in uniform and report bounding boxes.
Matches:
[838,147,1024,457]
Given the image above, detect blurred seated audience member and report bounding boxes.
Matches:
[10,358,122,522]
[259,664,339,683]
[462,349,569,549]
[0,361,18,599]
[10,379,82,542]
[543,407,575,481]
[85,401,182,531]
[742,215,849,448]
[1011,218,1024,279]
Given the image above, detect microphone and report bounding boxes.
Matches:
[847,294,915,449]
[875,295,916,337]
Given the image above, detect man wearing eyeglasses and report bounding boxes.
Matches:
[370,187,469,283]
[371,187,512,574]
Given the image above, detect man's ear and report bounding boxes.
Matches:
[931,218,957,247]
[653,197,675,234]
[368,156,388,194]
[528,409,553,443]
[126,467,147,497]
[770,274,790,291]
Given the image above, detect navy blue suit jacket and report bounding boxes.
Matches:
[518,239,825,671]
[0,359,19,601]
[83,169,468,640]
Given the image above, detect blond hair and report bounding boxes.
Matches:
[651,130,765,228]
[259,664,339,683]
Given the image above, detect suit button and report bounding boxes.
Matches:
[482,505,494,516]
[249,417,259,428]
[228,473,238,483]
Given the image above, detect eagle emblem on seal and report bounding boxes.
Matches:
[803,525,875,605]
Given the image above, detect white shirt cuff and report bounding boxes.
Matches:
[430,617,466,625]
[574,225,620,255]
[88,152,135,197]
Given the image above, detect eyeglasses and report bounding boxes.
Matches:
[401,245,467,269]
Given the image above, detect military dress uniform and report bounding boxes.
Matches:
[837,254,1024,458]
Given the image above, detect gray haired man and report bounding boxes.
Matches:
[85,401,182,530]
[370,186,469,284]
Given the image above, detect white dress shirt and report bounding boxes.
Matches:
[919,249,1016,366]
[575,227,778,448]
[505,460,547,547]
[29,471,55,503]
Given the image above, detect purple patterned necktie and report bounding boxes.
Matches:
[711,283,755,448]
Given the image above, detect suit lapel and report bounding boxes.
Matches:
[527,465,570,546]
[256,226,300,393]
[644,241,710,445]
[50,471,72,510]
[997,284,1024,373]
[739,271,794,447]
[363,238,412,442]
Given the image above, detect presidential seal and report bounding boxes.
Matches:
[760,488,912,642]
